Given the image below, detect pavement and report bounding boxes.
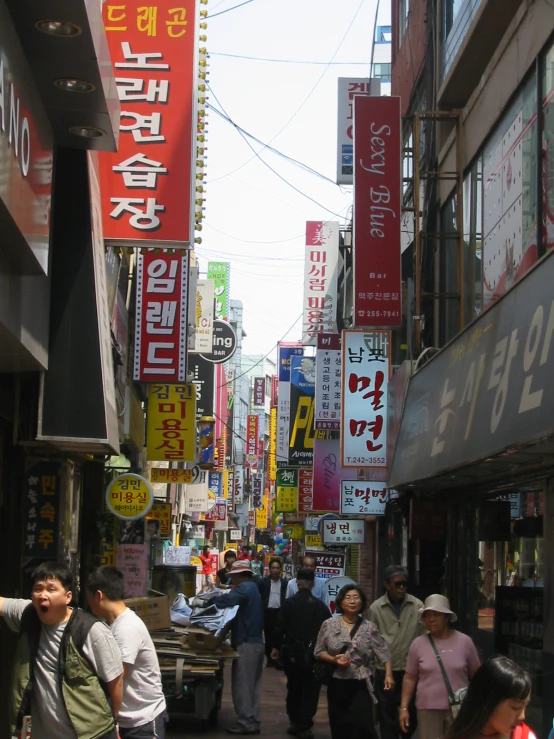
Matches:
[166,664,332,738]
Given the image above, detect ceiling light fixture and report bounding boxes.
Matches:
[69,126,105,138]
[35,20,82,37]
[54,79,95,93]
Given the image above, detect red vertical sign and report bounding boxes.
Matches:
[353,96,402,327]
[246,415,259,469]
[100,1,197,244]
[298,469,314,513]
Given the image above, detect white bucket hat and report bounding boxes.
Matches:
[418,594,457,623]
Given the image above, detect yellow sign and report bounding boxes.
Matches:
[283,524,304,539]
[191,555,202,569]
[269,407,277,481]
[106,474,154,520]
[147,384,196,462]
[146,502,172,537]
[277,486,297,512]
[222,469,229,500]
[305,534,323,548]
[256,495,268,529]
[150,467,194,483]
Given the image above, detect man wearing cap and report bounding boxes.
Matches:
[271,569,331,739]
[212,560,264,735]
[368,565,424,739]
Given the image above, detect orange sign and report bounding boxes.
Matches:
[100,1,197,244]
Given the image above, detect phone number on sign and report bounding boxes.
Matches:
[345,457,386,465]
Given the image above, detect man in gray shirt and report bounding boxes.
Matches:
[87,566,167,738]
[286,554,327,602]
[0,561,123,739]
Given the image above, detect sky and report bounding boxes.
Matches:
[195,0,389,360]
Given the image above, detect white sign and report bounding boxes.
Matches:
[192,279,215,353]
[302,221,340,345]
[315,335,341,430]
[165,546,191,565]
[234,465,244,504]
[185,481,209,513]
[340,481,388,515]
[341,330,390,468]
[325,576,356,612]
[322,519,365,544]
[336,77,380,185]
[304,515,321,533]
[229,529,242,541]
[190,524,205,539]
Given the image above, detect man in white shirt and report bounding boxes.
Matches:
[286,555,327,602]
[257,559,288,667]
[87,566,167,738]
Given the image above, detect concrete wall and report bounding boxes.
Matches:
[392,0,428,116]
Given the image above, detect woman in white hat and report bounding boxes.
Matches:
[399,594,480,739]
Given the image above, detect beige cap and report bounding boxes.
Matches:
[418,594,457,623]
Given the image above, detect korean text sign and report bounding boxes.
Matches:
[276,468,299,512]
[207,262,230,319]
[298,468,314,513]
[253,377,265,407]
[106,473,154,520]
[134,250,189,382]
[336,78,380,185]
[277,343,303,466]
[147,384,197,461]
[302,222,339,345]
[23,462,60,558]
[288,355,315,467]
[315,333,342,430]
[246,414,259,468]
[150,466,197,483]
[353,95,402,327]
[312,433,350,512]
[322,519,365,544]
[340,482,388,516]
[341,330,391,468]
[146,502,172,536]
[100,0,197,243]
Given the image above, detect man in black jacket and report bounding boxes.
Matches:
[271,568,331,739]
[257,558,287,667]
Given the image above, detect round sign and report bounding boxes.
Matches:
[325,576,356,613]
[200,319,237,364]
[106,473,154,521]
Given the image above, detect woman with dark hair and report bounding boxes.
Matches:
[314,584,394,739]
[443,656,535,739]
[399,595,480,739]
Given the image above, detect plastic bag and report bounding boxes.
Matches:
[170,593,192,626]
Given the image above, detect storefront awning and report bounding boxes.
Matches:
[389,250,554,491]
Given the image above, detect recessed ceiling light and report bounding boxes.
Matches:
[69,126,105,139]
[35,20,82,37]
[54,79,96,93]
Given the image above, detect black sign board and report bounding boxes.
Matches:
[188,354,215,422]
[390,251,554,487]
[23,462,60,559]
[200,319,237,364]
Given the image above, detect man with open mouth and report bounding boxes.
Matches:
[0,561,124,739]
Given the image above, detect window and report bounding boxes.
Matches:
[375,25,391,43]
[462,158,483,321]
[398,0,409,44]
[439,197,460,345]
[373,63,391,81]
[442,0,466,40]
[542,41,554,251]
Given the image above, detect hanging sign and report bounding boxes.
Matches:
[288,355,315,467]
[200,319,237,364]
[246,414,259,468]
[322,519,365,544]
[106,473,154,520]
[276,468,299,512]
[315,333,342,430]
[147,384,197,462]
[150,465,200,484]
[340,481,388,516]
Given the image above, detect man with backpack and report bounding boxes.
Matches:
[0,561,123,739]
[271,568,331,739]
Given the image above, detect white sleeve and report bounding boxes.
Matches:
[83,622,123,683]
[112,620,142,666]
[1,598,32,632]
[286,579,296,598]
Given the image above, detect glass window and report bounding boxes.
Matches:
[376,25,392,43]
[442,0,467,40]
[542,41,554,251]
[373,63,391,81]
[399,0,409,44]
[462,158,483,322]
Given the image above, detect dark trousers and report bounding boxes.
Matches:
[327,678,378,739]
[263,607,280,661]
[374,670,417,739]
[284,666,321,730]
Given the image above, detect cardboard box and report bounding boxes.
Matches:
[187,625,231,651]
[124,590,171,632]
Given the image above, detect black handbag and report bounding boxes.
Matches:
[313,618,362,685]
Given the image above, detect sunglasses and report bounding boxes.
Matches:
[392,581,408,588]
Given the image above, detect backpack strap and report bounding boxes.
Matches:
[428,634,455,702]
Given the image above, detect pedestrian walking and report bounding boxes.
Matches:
[86,566,167,738]
[399,594,480,739]
[443,656,536,739]
[212,560,264,735]
[271,568,331,739]
[200,545,215,592]
[314,584,394,739]
[216,549,237,589]
[286,554,327,602]
[238,545,253,562]
[251,552,264,579]
[0,561,123,739]
[368,565,423,739]
[257,557,288,667]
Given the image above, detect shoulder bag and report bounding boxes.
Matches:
[428,635,467,718]
[313,617,362,685]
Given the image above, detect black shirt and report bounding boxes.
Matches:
[217,567,231,585]
[273,588,331,649]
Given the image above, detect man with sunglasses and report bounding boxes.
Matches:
[369,565,424,739]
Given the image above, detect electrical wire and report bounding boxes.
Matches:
[198,246,304,262]
[205,223,306,245]
[207,0,256,20]
[209,52,371,65]
[208,87,350,220]
[209,0,366,182]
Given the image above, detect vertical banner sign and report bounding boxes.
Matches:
[100,0,197,244]
[269,407,277,482]
[23,462,60,559]
[134,250,189,382]
[207,262,230,319]
[277,343,303,467]
[208,471,223,499]
[353,95,402,328]
[252,475,263,509]
[253,377,265,408]
[312,434,351,512]
[341,330,391,468]
[298,469,314,513]
[147,384,197,461]
[289,355,315,467]
[302,221,340,345]
[188,354,215,422]
[315,333,342,430]
[246,414,259,468]
[192,279,215,354]
[337,78,381,185]
[276,469,299,512]
[271,376,279,407]
[234,465,244,504]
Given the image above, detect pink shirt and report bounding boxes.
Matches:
[405,631,480,709]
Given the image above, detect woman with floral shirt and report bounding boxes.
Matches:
[314,584,394,739]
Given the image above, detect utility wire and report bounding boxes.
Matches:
[204,224,306,245]
[209,52,371,65]
[209,0,366,182]
[207,0,256,19]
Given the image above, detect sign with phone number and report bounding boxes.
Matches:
[106,473,154,521]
